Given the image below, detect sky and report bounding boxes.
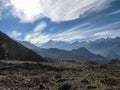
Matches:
[0,0,120,45]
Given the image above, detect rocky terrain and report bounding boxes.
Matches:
[0,60,120,90]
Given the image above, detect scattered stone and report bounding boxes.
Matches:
[54,74,62,79]
[81,79,89,84]
[38,84,45,89]
[87,86,97,89]
[58,84,71,90]
[57,79,68,83]
[100,78,118,86]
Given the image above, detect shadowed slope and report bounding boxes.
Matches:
[0,31,46,62]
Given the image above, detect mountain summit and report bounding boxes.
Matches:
[0,31,46,61]
[41,40,70,49]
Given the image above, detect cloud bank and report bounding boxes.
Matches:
[24,21,120,44]
[1,0,118,45]
[6,0,114,23]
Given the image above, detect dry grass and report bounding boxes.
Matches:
[0,60,120,90]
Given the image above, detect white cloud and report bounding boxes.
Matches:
[24,32,50,44]
[10,0,44,23]
[51,30,85,41]
[24,22,91,44]
[93,31,109,37]
[24,21,120,44]
[7,0,114,23]
[87,0,114,12]
[24,21,48,44]
[33,21,47,32]
[93,30,120,39]
[10,30,22,39]
[50,23,90,41]
[108,9,120,16]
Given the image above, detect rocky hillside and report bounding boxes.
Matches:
[0,31,46,62]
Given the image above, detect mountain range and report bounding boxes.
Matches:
[20,41,107,64]
[41,37,120,59]
[41,40,70,49]
[1,31,118,64]
[0,31,46,62]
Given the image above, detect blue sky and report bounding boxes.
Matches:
[0,0,120,45]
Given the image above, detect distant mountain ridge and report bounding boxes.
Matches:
[0,31,46,62]
[19,41,40,50]
[41,40,87,50]
[41,40,70,49]
[19,37,120,63]
[35,47,107,63]
[20,41,107,63]
[41,37,120,59]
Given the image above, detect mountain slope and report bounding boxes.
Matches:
[19,41,40,50]
[35,47,107,63]
[40,37,120,59]
[71,47,106,60]
[98,46,120,59]
[41,40,87,50]
[108,59,120,65]
[19,41,107,63]
[0,31,46,61]
[86,37,120,59]
[41,40,70,49]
